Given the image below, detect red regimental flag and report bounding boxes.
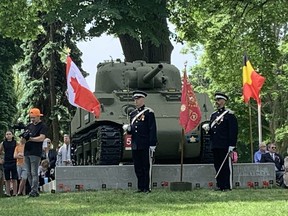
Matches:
[242,55,265,105]
[179,69,202,133]
[66,56,101,118]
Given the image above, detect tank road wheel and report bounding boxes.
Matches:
[200,122,214,163]
[95,125,123,165]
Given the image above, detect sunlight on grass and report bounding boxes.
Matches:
[0,189,287,216]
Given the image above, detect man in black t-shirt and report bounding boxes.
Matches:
[23,108,47,197]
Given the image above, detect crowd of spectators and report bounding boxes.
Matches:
[0,108,75,197]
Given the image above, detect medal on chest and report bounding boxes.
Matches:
[138,114,145,121]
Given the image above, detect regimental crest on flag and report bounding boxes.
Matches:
[66,56,101,118]
[179,67,202,133]
[180,104,186,112]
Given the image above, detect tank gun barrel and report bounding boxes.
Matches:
[143,64,163,83]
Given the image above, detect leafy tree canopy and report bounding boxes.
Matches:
[170,0,288,157]
[0,36,22,136]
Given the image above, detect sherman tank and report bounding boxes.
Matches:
[70,60,214,165]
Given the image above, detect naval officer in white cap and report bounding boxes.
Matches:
[123,90,157,193]
[205,92,238,191]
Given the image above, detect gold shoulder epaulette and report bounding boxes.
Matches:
[146,107,154,113]
[226,109,234,114]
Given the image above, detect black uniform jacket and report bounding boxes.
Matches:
[260,152,284,171]
[128,105,157,150]
[209,107,238,149]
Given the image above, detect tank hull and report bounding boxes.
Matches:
[70,61,214,165]
[70,91,214,165]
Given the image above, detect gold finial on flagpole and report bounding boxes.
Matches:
[183,61,188,74]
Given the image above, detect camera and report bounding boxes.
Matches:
[19,130,31,140]
[11,122,26,130]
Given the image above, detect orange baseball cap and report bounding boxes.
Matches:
[29,108,43,117]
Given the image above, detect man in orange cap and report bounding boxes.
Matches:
[21,108,47,197]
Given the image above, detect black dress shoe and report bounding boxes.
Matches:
[143,189,151,193]
[221,189,232,192]
[28,192,40,197]
[214,188,221,191]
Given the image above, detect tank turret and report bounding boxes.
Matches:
[94,61,181,93]
[70,60,214,165]
[143,64,163,83]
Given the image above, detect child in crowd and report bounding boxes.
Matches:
[14,139,27,195]
[0,131,18,196]
[38,159,52,189]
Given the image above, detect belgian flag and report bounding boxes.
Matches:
[242,55,265,105]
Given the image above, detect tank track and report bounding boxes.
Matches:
[200,125,214,164]
[95,125,123,165]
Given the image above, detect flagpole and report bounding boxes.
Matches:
[248,103,254,162]
[171,61,201,191]
[258,103,262,145]
[179,61,187,182]
[180,128,184,182]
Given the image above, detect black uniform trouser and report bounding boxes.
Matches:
[3,162,18,180]
[132,149,150,191]
[276,171,285,187]
[213,148,232,190]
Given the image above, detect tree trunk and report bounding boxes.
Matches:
[49,23,60,145]
[119,34,144,62]
[142,17,173,63]
[119,8,173,63]
[142,40,173,64]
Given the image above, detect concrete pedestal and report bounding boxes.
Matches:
[55,163,275,192]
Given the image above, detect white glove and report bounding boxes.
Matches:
[228,146,235,152]
[150,146,156,152]
[122,124,131,132]
[202,123,210,132]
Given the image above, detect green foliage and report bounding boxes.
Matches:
[170,0,288,157]
[0,0,173,62]
[53,0,169,43]
[13,26,82,141]
[0,36,22,137]
[0,0,174,143]
[51,0,173,63]
[0,0,61,40]
[3,0,288,158]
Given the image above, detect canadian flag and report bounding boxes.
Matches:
[66,56,101,118]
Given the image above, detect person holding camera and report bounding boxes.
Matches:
[22,108,47,197]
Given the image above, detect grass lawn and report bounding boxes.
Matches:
[1,188,287,216]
